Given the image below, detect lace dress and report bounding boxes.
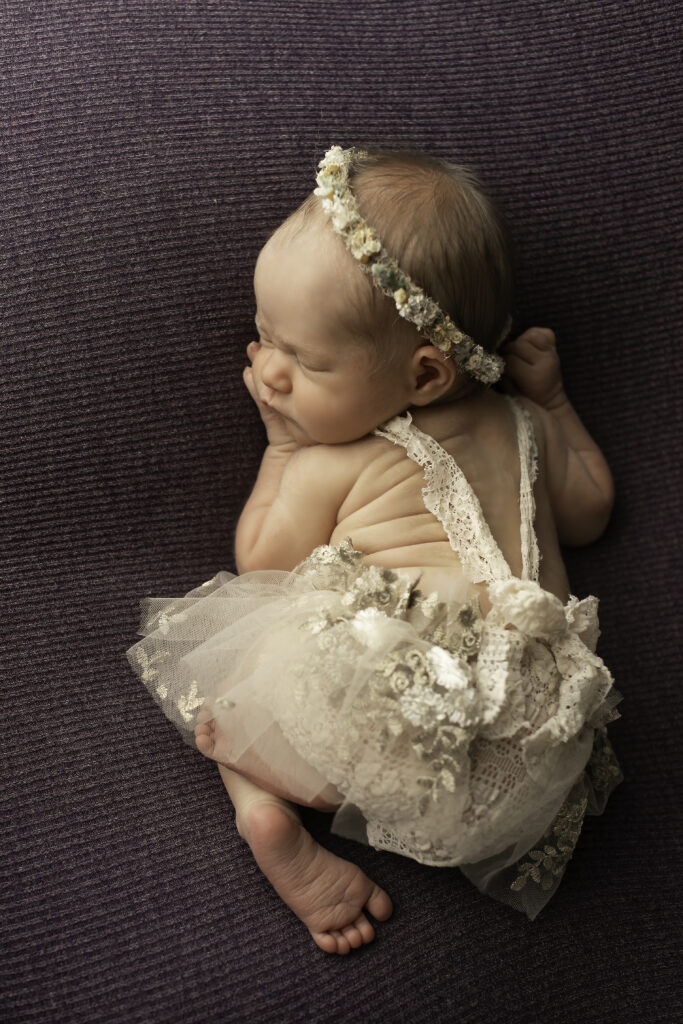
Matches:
[127,398,622,919]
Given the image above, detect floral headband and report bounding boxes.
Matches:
[314,145,507,385]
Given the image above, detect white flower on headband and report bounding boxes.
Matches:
[314,145,506,385]
[326,196,358,233]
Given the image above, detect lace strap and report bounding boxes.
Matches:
[506,397,540,582]
[375,413,513,584]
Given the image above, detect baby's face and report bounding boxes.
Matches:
[251,220,414,445]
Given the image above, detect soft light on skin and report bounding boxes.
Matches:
[249,219,459,446]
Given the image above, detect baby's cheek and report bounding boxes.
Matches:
[311,391,338,422]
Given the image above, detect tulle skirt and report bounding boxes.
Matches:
[127,541,622,918]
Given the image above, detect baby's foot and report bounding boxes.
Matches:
[244,802,393,955]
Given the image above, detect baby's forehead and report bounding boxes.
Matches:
[264,202,328,253]
[254,202,378,338]
[257,205,355,278]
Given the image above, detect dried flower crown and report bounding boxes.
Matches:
[314,145,507,385]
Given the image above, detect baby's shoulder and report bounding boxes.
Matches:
[293,432,423,514]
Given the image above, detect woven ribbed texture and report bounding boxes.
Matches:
[2,2,680,1021]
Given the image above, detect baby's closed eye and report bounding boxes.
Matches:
[299,360,329,373]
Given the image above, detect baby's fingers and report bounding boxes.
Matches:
[502,329,564,406]
[502,341,535,367]
[519,327,555,347]
[246,340,260,362]
[243,365,259,403]
[505,327,556,357]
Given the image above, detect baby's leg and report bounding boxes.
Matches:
[195,717,343,810]
[219,765,393,955]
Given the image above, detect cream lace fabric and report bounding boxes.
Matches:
[127,397,622,919]
[376,398,540,583]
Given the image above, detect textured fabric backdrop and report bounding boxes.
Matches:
[2,1,681,1021]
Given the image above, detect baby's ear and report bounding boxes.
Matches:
[410,345,458,404]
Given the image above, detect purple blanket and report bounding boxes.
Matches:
[2,2,680,1020]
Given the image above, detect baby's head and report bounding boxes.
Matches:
[251,146,512,444]
[268,147,512,377]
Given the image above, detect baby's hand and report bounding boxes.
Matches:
[244,342,301,450]
[502,328,565,410]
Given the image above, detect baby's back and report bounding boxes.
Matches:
[328,390,570,606]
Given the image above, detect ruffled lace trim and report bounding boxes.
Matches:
[513,399,540,582]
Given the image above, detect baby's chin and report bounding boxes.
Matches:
[295,425,378,447]
[279,418,320,447]
[282,412,384,446]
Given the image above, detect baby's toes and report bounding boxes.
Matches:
[313,930,350,955]
[194,721,215,757]
[366,885,393,922]
[340,919,371,949]
[351,913,376,944]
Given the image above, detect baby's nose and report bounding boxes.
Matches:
[260,349,292,392]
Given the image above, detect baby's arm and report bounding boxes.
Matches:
[235,433,334,572]
[504,328,615,545]
[235,349,355,572]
